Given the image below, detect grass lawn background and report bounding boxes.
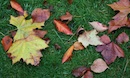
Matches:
[0,0,130,78]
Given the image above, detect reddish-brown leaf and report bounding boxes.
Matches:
[32,8,50,23]
[60,12,72,23]
[33,29,47,38]
[116,32,129,44]
[53,19,73,35]
[82,71,93,78]
[72,66,88,77]
[10,0,24,14]
[11,30,16,38]
[100,35,111,44]
[54,43,61,50]
[62,45,74,63]
[43,38,50,44]
[1,36,13,51]
[67,0,73,4]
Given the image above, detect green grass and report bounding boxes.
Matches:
[0,0,130,78]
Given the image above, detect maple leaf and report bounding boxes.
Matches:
[53,19,73,35]
[31,8,50,23]
[7,35,48,66]
[10,15,44,41]
[108,0,130,33]
[78,29,103,48]
[89,21,108,32]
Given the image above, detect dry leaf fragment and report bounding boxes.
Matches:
[54,43,61,50]
[10,0,24,14]
[78,30,103,48]
[33,29,47,38]
[67,0,73,4]
[90,58,108,73]
[32,8,50,23]
[72,66,88,77]
[60,12,72,23]
[73,41,84,50]
[53,19,73,35]
[62,45,74,63]
[116,32,129,44]
[1,36,13,51]
[82,71,93,78]
[100,35,111,44]
[89,21,108,32]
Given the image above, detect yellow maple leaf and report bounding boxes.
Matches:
[78,30,103,48]
[7,35,48,66]
[10,15,44,41]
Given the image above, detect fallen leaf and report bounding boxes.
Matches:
[73,41,84,50]
[54,43,61,50]
[76,27,85,36]
[96,42,125,65]
[53,19,73,35]
[11,30,16,38]
[108,0,130,33]
[60,12,72,23]
[67,0,73,4]
[82,71,93,78]
[72,66,88,77]
[33,29,47,38]
[43,38,50,44]
[78,30,103,48]
[10,15,44,41]
[100,35,111,44]
[10,0,24,14]
[116,32,129,44]
[89,21,108,32]
[62,45,74,63]
[32,8,50,23]
[1,36,13,51]
[90,58,108,73]
[7,35,48,66]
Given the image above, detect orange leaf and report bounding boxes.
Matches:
[62,45,74,63]
[1,36,13,51]
[53,19,73,35]
[10,0,24,14]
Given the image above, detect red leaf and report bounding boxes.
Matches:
[10,0,24,14]
[100,35,111,44]
[62,45,74,63]
[32,8,50,23]
[72,66,88,77]
[1,36,13,51]
[53,19,73,35]
[116,32,129,44]
[82,71,93,78]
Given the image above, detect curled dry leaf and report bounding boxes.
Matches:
[62,45,74,63]
[89,21,108,32]
[90,58,108,73]
[33,29,47,38]
[67,0,73,4]
[60,12,72,23]
[53,19,73,35]
[72,66,88,77]
[73,41,84,50]
[78,29,103,48]
[54,43,61,50]
[76,27,85,36]
[100,35,111,44]
[32,8,50,23]
[1,36,13,51]
[116,32,129,44]
[82,71,93,78]
[10,0,24,14]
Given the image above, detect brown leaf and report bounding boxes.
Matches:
[116,32,129,44]
[90,58,108,73]
[33,29,47,38]
[73,41,84,50]
[76,27,85,36]
[11,30,16,38]
[72,66,88,77]
[82,71,93,78]
[100,35,111,44]
[54,43,61,50]
[53,19,73,35]
[43,38,50,44]
[10,0,24,15]
[32,8,50,23]
[60,12,72,23]
[1,36,13,51]
[67,0,73,4]
[62,45,74,63]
